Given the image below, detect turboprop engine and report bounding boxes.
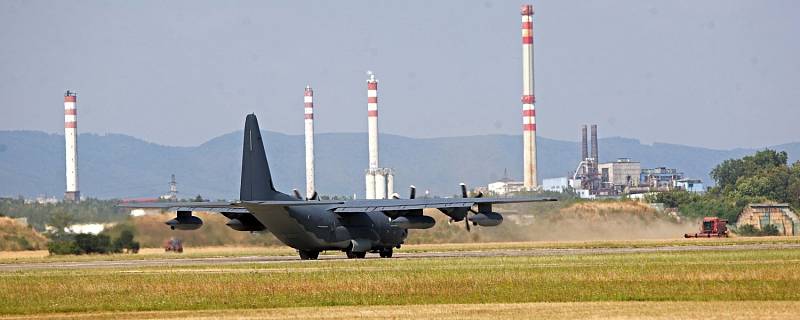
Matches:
[165,211,203,230]
[468,212,503,227]
[390,215,435,229]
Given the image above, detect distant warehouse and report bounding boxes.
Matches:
[737,204,799,236]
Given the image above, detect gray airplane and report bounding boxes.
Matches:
[121,114,555,259]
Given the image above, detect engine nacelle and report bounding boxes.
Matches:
[349,238,373,253]
[165,211,203,230]
[468,212,503,227]
[226,218,265,231]
[390,215,435,229]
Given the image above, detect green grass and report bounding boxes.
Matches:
[1,248,799,316]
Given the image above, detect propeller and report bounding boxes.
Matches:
[392,186,416,200]
[292,189,319,201]
[457,183,485,232]
[459,183,473,231]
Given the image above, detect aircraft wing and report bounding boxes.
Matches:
[117,200,345,213]
[330,197,556,213]
[118,198,553,215]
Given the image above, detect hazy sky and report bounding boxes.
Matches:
[1,0,798,149]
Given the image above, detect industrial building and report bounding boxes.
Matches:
[674,179,705,193]
[599,158,641,192]
[737,204,799,236]
[565,124,704,198]
[487,180,526,196]
[542,177,569,193]
[640,167,684,190]
[570,124,602,194]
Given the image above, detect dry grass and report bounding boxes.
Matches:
[2,301,798,320]
[1,248,799,315]
[0,245,297,264]
[3,236,800,264]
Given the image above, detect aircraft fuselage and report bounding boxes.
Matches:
[248,204,407,252]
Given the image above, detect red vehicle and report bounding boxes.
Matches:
[685,217,729,238]
[163,238,183,253]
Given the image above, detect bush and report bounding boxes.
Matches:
[74,233,112,254]
[761,224,780,236]
[49,232,140,255]
[111,229,140,253]
[47,240,79,255]
[736,224,780,237]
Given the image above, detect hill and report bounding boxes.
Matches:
[0,217,48,251]
[0,130,798,199]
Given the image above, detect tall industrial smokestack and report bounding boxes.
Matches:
[581,125,588,161]
[591,124,598,161]
[521,4,538,190]
[367,71,379,170]
[365,71,380,199]
[64,90,80,202]
[304,85,315,199]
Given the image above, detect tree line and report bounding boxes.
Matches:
[649,149,800,222]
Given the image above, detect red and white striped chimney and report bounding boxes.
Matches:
[365,71,381,199]
[521,4,538,190]
[64,90,80,202]
[367,71,379,170]
[304,85,315,199]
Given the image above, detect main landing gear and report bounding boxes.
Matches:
[344,248,393,259]
[298,250,320,260]
[300,248,394,260]
[346,251,366,259]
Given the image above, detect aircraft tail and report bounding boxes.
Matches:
[240,114,287,201]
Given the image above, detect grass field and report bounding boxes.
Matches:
[3,236,800,264]
[1,244,799,318]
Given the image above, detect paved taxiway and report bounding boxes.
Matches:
[1,243,798,271]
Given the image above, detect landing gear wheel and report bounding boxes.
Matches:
[379,249,393,258]
[346,251,366,259]
[298,250,320,260]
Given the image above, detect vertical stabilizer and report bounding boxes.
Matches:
[240,114,281,201]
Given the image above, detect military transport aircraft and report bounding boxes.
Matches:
[120,114,555,260]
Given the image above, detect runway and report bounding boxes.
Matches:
[1,242,798,271]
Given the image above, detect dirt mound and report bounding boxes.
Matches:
[0,217,48,251]
[529,201,695,241]
[124,212,282,248]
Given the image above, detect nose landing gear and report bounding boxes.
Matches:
[298,250,320,260]
[378,248,393,258]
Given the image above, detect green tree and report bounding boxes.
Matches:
[711,150,788,193]
[47,211,75,241]
[647,191,699,208]
[709,149,798,209]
